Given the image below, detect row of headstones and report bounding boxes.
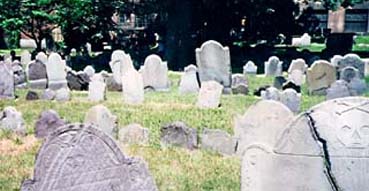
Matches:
[237,97,369,191]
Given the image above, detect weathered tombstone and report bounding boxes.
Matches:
[141,55,169,91]
[340,66,360,83]
[179,65,200,94]
[85,105,118,138]
[337,54,365,79]
[119,124,149,145]
[241,97,369,191]
[235,100,294,156]
[41,89,56,100]
[21,123,158,191]
[0,107,25,135]
[0,62,15,99]
[288,69,305,86]
[109,50,134,85]
[196,40,232,91]
[27,60,48,89]
[20,50,31,66]
[196,81,223,109]
[35,52,48,65]
[261,87,280,101]
[13,61,27,88]
[280,89,301,113]
[35,110,65,139]
[287,58,307,74]
[348,78,367,96]
[123,68,144,105]
[306,60,337,95]
[300,33,311,46]
[88,78,106,102]
[26,91,40,101]
[264,56,283,76]
[161,121,197,150]
[273,76,287,89]
[55,88,70,102]
[326,80,351,100]
[232,74,249,95]
[331,55,344,66]
[243,61,258,75]
[66,71,90,91]
[83,65,95,78]
[47,53,68,90]
[201,128,237,155]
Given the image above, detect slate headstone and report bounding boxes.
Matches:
[35,110,65,139]
[119,124,150,145]
[161,121,197,150]
[201,128,237,156]
[0,62,14,99]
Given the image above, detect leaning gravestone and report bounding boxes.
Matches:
[21,123,158,191]
[83,65,95,78]
[85,105,118,138]
[0,106,26,135]
[264,56,283,76]
[46,53,68,90]
[123,68,144,105]
[179,65,200,94]
[161,121,197,150]
[306,60,336,95]
[27,60,48,89]
[235,100,294,156]
[243,61,258,75]
[35,110,65,139]
[20,50,31,66]
[196,81,223,109]
[141,55,169,91]
[196,40,232,92]
[109,50,134,85]
[0,62,14,99]
[241,97,369,191]
[88,77,106,102]
[337,54,365,79]
[280,88,301,113]
[288,58,307,74]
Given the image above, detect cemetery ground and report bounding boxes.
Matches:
[0,71,339,191]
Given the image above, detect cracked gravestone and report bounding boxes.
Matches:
[307,60,336,95]
[241,97,369,191]
[21,123,158,191]
[196,40,232,92]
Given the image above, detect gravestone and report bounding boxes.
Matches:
[288,59,307,74]
[348,78,367,96]
[0,107,26,135]
[161,121,197,150]
[273,76,287,89]
[196,40,232,91]
[264,56,283,76]
[196,81,223,109]
[21,50,31,66]
[41,89,56,100]
[306,60,336,95]
[123,68,144,105]
[201,128,237,156]
[36,52,48,65]
[66,71,90,91]
[179,65,200,94]
[88,78,106,102]
[55,88,70,102]
[243,61,258,75]
[27,60,48,89]
[141,55,169,91]
[331,55,343,66]
[35,110,65,139]
[280,89,301,113]
[83,65,95,78]
[300,33,311,46]
[85,105,118,138]
[261,87,281,101]
[340,66,360,83]
[0,62,14,99]
[13,61,27,88]
[109,50,134,85]
[327,80,351,100]
[288,69,305,86]
[119,124,149,145]
[235,100,294,156]
[337,54,365,79]
[21,123,158,191]
[47,53,68,90]
[232,74,249,95]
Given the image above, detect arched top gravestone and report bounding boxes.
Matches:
[141,54,169,91]
[264,56,283,77]
[241,97,369,191]
[338,54,365,79]
[21,123,157,191]
[109,50,134,84]
[196,40,231,89]
[306,60,336,95]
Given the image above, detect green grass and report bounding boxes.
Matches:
[0,72,346,191]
